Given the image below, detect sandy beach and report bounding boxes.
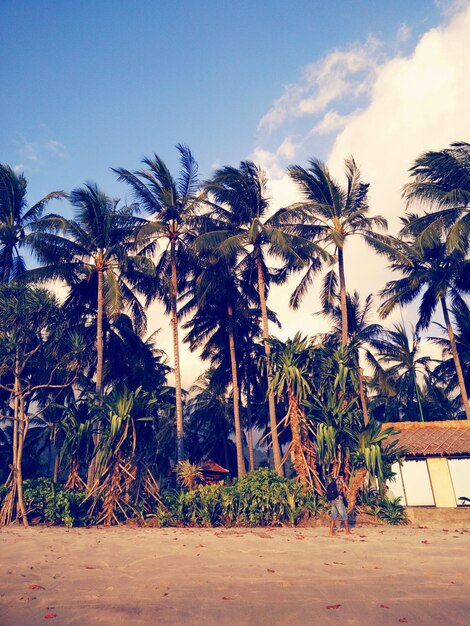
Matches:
[1,523,469,626]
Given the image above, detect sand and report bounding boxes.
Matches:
[1,523,469,625]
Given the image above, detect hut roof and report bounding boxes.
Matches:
[383,420,470,456]
[200,459,230,474]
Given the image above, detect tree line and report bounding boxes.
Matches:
[1,141,469,525]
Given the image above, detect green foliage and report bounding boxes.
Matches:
[22,478,88,527]
[374,496,409,525]
[159,468,321,527]
[226,467,308,526]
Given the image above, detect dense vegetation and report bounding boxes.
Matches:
[1,141,469,526]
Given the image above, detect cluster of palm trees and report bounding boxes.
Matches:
[1,141,469,525]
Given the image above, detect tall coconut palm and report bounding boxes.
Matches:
[402,141,470,254]
[379,219,470,420]
[27,183,146,397]
[288,157,389,345]
[0,164,65,284]
[113,145,200,462]
[200,161,320,475]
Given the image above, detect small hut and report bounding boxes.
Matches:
[384,420,470,508]
[200,459,230,485]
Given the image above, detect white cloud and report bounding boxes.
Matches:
[258,36,382,134]
[396,23,412,45]
[251,3,470,343]
[13,133,68,167]
[46,139,68,159]
[311,110,350,136]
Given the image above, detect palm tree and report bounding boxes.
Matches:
[402,141,470,254]
[431,295,470,405]
[185,369,236,474]
[28,182,146,397]
[0,164,65,284]
[200,161,319,475]
[379,220,470,420]
[323,292,383,425]
[287,157,389,345]
[181,252,250,477]
[368,323,431,422]
[113,145,201,462]
[267,333,321,488]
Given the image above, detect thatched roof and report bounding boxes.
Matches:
[383,420,470,457]
[200,459,230,474]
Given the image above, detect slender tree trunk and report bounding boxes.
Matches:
[16,392,28,526]
[2,246,12,284]
[88,266,104,491]
[12,354,19,470]
[246,385,255,472]
[53,450,60,483]
[338,247,348,346]
[288,391,309,486]
[96,268,104,395]
[255,252,283,475]
[171,243,185,461]
[227,304,246,477]
[441,297,470,420]
[356,358,369,426]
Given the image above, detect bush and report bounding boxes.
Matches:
[22,478,88,527]
[158,468,318,527]
[374,496,409,525]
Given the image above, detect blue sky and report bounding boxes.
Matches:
[2,0,470,384]
[1,0,447,202]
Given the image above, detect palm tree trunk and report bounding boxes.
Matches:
[356,358,369,425]
[87,266,105,491]
[246,385,255,472]
[16,392,28,526]
[441,297,470,420]
[171,243,185,461]
[338,247,348,346]
[227,304,246,477]
[2,247,12,284]
[255,252,283,475]
[96,268,104,395]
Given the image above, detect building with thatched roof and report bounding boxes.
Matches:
[384,420,470,508]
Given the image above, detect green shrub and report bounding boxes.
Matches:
[157,468,316,527]
[22,478,88,527]
[374,496,409,525]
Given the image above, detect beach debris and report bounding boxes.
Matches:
[44,614,56,619]
[222,596,236,601]
[398,618,408,623]
[326,604,341,610]
[380,604,389,609]
[267,569,276,573]
[28,584,45,590]
[421,540,430,544]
